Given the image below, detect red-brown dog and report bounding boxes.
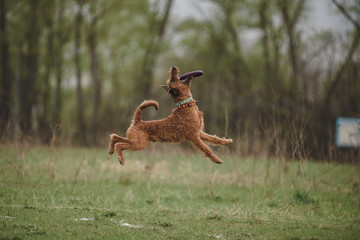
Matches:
[109,66,232,165]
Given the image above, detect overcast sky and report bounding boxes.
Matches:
[172,0,351,34]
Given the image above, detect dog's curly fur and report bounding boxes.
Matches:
[108,66,232,165]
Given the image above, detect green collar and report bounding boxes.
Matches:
[176,97,193,107]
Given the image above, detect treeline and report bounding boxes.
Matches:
[0,0,359,160]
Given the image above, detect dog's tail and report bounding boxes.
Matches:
[133,100,159,124]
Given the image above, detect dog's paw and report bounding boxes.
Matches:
[224,138,233,144]
[211,156,224,164]
[118,157,125,165]
[108,148,114,155]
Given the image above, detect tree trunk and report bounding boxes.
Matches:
[53,1,65,126]
[323,0,360,110]
[223,1,246,79]
[0,0,12,139]
[19,0,39,136]
[88,13,101,146]
[12,54,21,142]
[323,31,360,110]
[259,0,271,88]
[279,0,306,104]
[54,48,63,125]
[38,3,54,143]
[75,0,86,145]
[137,0,173,99]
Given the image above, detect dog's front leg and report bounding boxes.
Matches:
[190,136,223,164]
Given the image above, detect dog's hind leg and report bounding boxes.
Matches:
[114,142,128,165]
[109,134,129,155]
[114,132,149,165]
[190,136,223,164]
[200,131,232,146]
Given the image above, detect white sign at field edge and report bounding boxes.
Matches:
[336,117,360,148]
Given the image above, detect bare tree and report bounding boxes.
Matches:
[278,0,306,103]
[0,0,12,139]
[87,1,102,146]
[74,0,87,144]
[38,1,56,142]
[259,0,271,87]
[136,0,173,99]
[323,0,360,109]
[52,0,68,127]
[19,0,40,136]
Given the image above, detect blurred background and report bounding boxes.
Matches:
[0,0,359,161]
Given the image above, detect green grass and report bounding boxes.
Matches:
[0,144,359,239]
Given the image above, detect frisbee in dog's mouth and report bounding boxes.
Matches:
[179,70,204,80]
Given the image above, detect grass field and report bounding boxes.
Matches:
[0,144,359,239]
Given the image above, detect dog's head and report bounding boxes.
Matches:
[160,66,194,103]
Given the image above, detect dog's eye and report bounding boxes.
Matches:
[169,88,179,96]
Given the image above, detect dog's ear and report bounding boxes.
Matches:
[160,85,169,92]
[182,75,193,85]
[170,66,179,83]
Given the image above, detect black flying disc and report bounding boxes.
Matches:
[179,70,204,80]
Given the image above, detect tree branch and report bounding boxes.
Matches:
[331,0,360,33]
[322,0,360,110]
